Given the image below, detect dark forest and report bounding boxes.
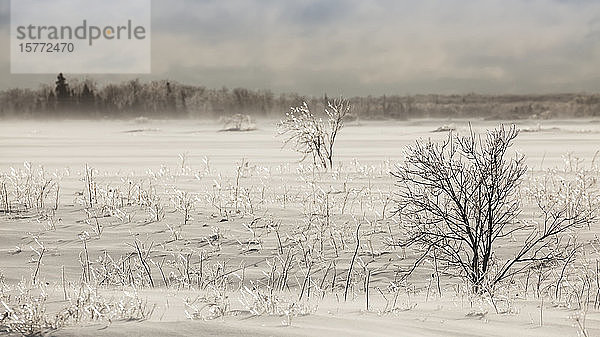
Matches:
[2,73,600,120]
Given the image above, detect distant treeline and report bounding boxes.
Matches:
[1,73,600,120]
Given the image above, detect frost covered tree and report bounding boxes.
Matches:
[278,98,350,169]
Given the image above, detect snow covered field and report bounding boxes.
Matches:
[1,118,600,336]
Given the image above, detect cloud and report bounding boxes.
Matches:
[1,0,600,95]
[0,0,8,29]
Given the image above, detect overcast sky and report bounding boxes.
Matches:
[1,0,599,95]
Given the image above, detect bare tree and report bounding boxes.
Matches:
[278,98,350,169]
[392,124,597,293]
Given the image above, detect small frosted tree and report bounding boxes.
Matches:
[278,98,350,169]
